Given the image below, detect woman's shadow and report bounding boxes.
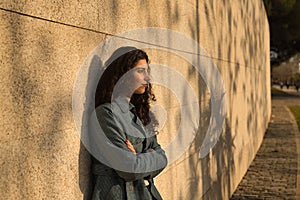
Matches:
[77,55,104,200]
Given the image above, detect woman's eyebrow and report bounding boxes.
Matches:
[135,66,148,70]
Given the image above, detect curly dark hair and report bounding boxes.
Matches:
[95,46,156,126]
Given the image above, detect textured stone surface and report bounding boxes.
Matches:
[0,0,270,199]
[231,93,300,199]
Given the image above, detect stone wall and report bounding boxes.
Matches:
[0,0,270,199]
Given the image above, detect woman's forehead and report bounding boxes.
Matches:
[135,59,147,66]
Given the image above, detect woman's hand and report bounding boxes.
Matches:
[125,138,136,154]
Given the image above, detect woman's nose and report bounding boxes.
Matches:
[145,73,151,82]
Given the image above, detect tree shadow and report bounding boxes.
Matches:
[3,5,76,198]
[182,0,270,199]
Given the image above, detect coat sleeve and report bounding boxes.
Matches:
[95,105,167,182]
[143,135,167,179]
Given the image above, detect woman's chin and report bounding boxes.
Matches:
[134,87,146,94]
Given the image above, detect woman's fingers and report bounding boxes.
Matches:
[125,138,136,154]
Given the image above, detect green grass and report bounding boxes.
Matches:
[289,106,300,131]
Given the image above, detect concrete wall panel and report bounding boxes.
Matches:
[0,0,270,199]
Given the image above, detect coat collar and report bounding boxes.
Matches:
[112,96,134,113]
[112,96,146,131]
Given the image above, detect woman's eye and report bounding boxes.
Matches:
[137,69,145,73]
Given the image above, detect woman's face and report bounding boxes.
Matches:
[130,59,151,94]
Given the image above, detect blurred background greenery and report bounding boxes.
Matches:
[263,0,300,64]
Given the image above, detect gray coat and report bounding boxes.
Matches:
[91,97,167,200]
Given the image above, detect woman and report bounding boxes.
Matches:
[91,46,167,200]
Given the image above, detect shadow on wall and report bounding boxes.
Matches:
[182,0,269,199]
[4,5,74,199]
[219,0,268,199]
[7,10,45,197]
[202,1,238,197]
[78,55,104,200]
[186,1,238,195]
